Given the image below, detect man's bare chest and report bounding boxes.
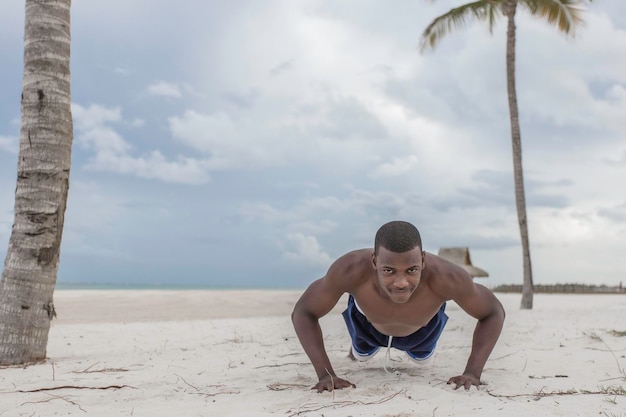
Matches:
[352,289,444,337]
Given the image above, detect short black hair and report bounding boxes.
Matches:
[374,221,422,254]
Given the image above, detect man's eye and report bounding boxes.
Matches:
[408,268,419,273]
[383,269,393,274]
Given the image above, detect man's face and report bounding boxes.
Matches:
[371,246,425,303]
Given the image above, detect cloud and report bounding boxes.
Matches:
[72,103,211,184]
[0,135,18,154]
[73,103,123,130]
[598,201,626,222]
[269,59,294,76]
[239,179,581,258]
[62,180,154,260]
[311,97,390,142]
[282,233,332,266]
[131,118,145,127]
[168,110,281,170]
[146,81,182,99]
[169,110,237,152]
[455,170,572,210]
[72,104,130,154]
[370,155,418,178]
[167,94,473,182]
[86,150,211,184]
[513,12,626,135]
[114,67,131,76]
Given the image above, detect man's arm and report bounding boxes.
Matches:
[292,278,342,379]
[431,261,505,389]
[291,256,359,392]
[452,283,505,389]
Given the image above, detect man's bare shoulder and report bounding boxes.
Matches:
[424,252,474,299]
[325,248,373,289]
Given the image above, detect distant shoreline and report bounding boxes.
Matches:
[492,283,625,294]
[53,282,302,291]
[54,282,626,294]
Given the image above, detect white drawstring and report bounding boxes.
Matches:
[383,335,394,374]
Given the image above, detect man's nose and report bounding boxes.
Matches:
[394,276,409,288]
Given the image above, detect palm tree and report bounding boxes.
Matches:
[0,0,73,365]
[421,0,586,309]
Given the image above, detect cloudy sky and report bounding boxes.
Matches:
[1,0,625,289]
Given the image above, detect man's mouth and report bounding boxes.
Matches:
[390,288,412,294]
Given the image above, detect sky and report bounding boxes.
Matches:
[1,0,625,289]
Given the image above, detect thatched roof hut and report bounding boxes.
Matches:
[437,247,488,278]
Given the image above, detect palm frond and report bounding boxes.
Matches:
[487,2,499,33]
[520,0,586,34]
[420,1,503,51]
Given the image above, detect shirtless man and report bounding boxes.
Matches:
[291,220,505,392]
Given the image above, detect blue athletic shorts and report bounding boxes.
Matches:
[342,295,448,360]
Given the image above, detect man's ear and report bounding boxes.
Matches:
[371,252,377,270]
[422,250,426,268]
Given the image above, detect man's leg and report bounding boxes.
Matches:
[348,344,381,361]
[342,295,384,362]
[400,303,448,367]
[405,349,436,366]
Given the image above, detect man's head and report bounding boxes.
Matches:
[374,220,422,254]
[372,221,425,303]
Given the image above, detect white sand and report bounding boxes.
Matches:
[1,290,625,416]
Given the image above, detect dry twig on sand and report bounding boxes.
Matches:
[20,393,86,413]
[174,374,240,397]
[585,332,625,377]
[254,362,310,369]
[488,385,626,401]
[14,385,136,393]
[285,388,408,416]
[72,362,140,374]
[267,383,310,391]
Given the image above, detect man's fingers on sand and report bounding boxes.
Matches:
[447,376,481,390]
[447,378,457,386]
[311,381,355,393]
[312,384,330,393]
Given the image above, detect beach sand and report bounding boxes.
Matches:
[1,290,625,416]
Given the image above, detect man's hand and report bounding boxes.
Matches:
[447,373,483,390]
[312,374,356,393]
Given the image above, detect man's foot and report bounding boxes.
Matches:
[347,345,381,361]
[405,351,436,366]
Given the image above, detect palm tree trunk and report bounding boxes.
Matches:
[503,0,534,309]
[0,0,73,365]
